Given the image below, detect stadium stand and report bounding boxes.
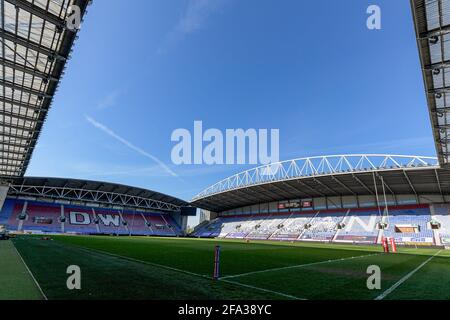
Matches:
[431,204,450,246]
[63,205,102,234]
[270,212,317,240]
[300,211,346,241]
[8,201,64,233]
[246,213,290,240]
[193,204,441,245]
[1,199,182,236]
[382,205,434,245]
[334,209,383,244]
[127,212,153,235]
[217,216,255,238]
[0,200,14,227]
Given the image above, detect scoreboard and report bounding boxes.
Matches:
[277,199,313,210]
[180,206,197,216]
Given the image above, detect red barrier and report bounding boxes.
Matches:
[382,237,390,253]
[390,237,397,253]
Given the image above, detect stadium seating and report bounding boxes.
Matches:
[3,197,443,246]
[194,218,223,237]
[0,199,182,237]
[382,206,433,244]
[126,212,156,236]
[270,212,317,240]
[145,214,180,236]
[246,214,291,240]
[217,216,255,238]
[64,206,102,234]
[334,209,382,244]
[0,199,14,226]
[432,204,450,245]
[5,201,64,233]
[193,204,441,245]
[300,211,345,241]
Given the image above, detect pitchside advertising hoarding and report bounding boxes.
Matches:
[393,237,435,245]
[441,236,450,245]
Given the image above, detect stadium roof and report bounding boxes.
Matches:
[4,176,188,212]
[412,0,450,167]
[191,155,450,212]
[0,0,90,177]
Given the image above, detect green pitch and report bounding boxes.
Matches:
[3,235,449,300]
[0,241,44,300]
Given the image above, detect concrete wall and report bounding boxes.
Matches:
[0,185,9,214]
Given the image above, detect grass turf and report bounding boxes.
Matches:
[6,235,450,300]
[0,241,43,300]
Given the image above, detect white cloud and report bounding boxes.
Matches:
[157,0,227,54]
[177,0,225,34]
[97,90,122,109]
[68,162,171,179]
[85,115,179,178]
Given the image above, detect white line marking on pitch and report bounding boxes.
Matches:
[12,241,48,300]
[221,253,382,280]
[375,250,442,300]
[220,279,306,300]
[70,244,211,279]
[69,243,305,299]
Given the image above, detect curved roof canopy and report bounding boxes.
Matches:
[191,155,450,212]
[4,176,188,212]
[0,0,90,177]
[412,0,450,167]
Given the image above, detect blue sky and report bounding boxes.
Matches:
[27,0,434,216]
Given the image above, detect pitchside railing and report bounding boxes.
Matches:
[192,155,439,201]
